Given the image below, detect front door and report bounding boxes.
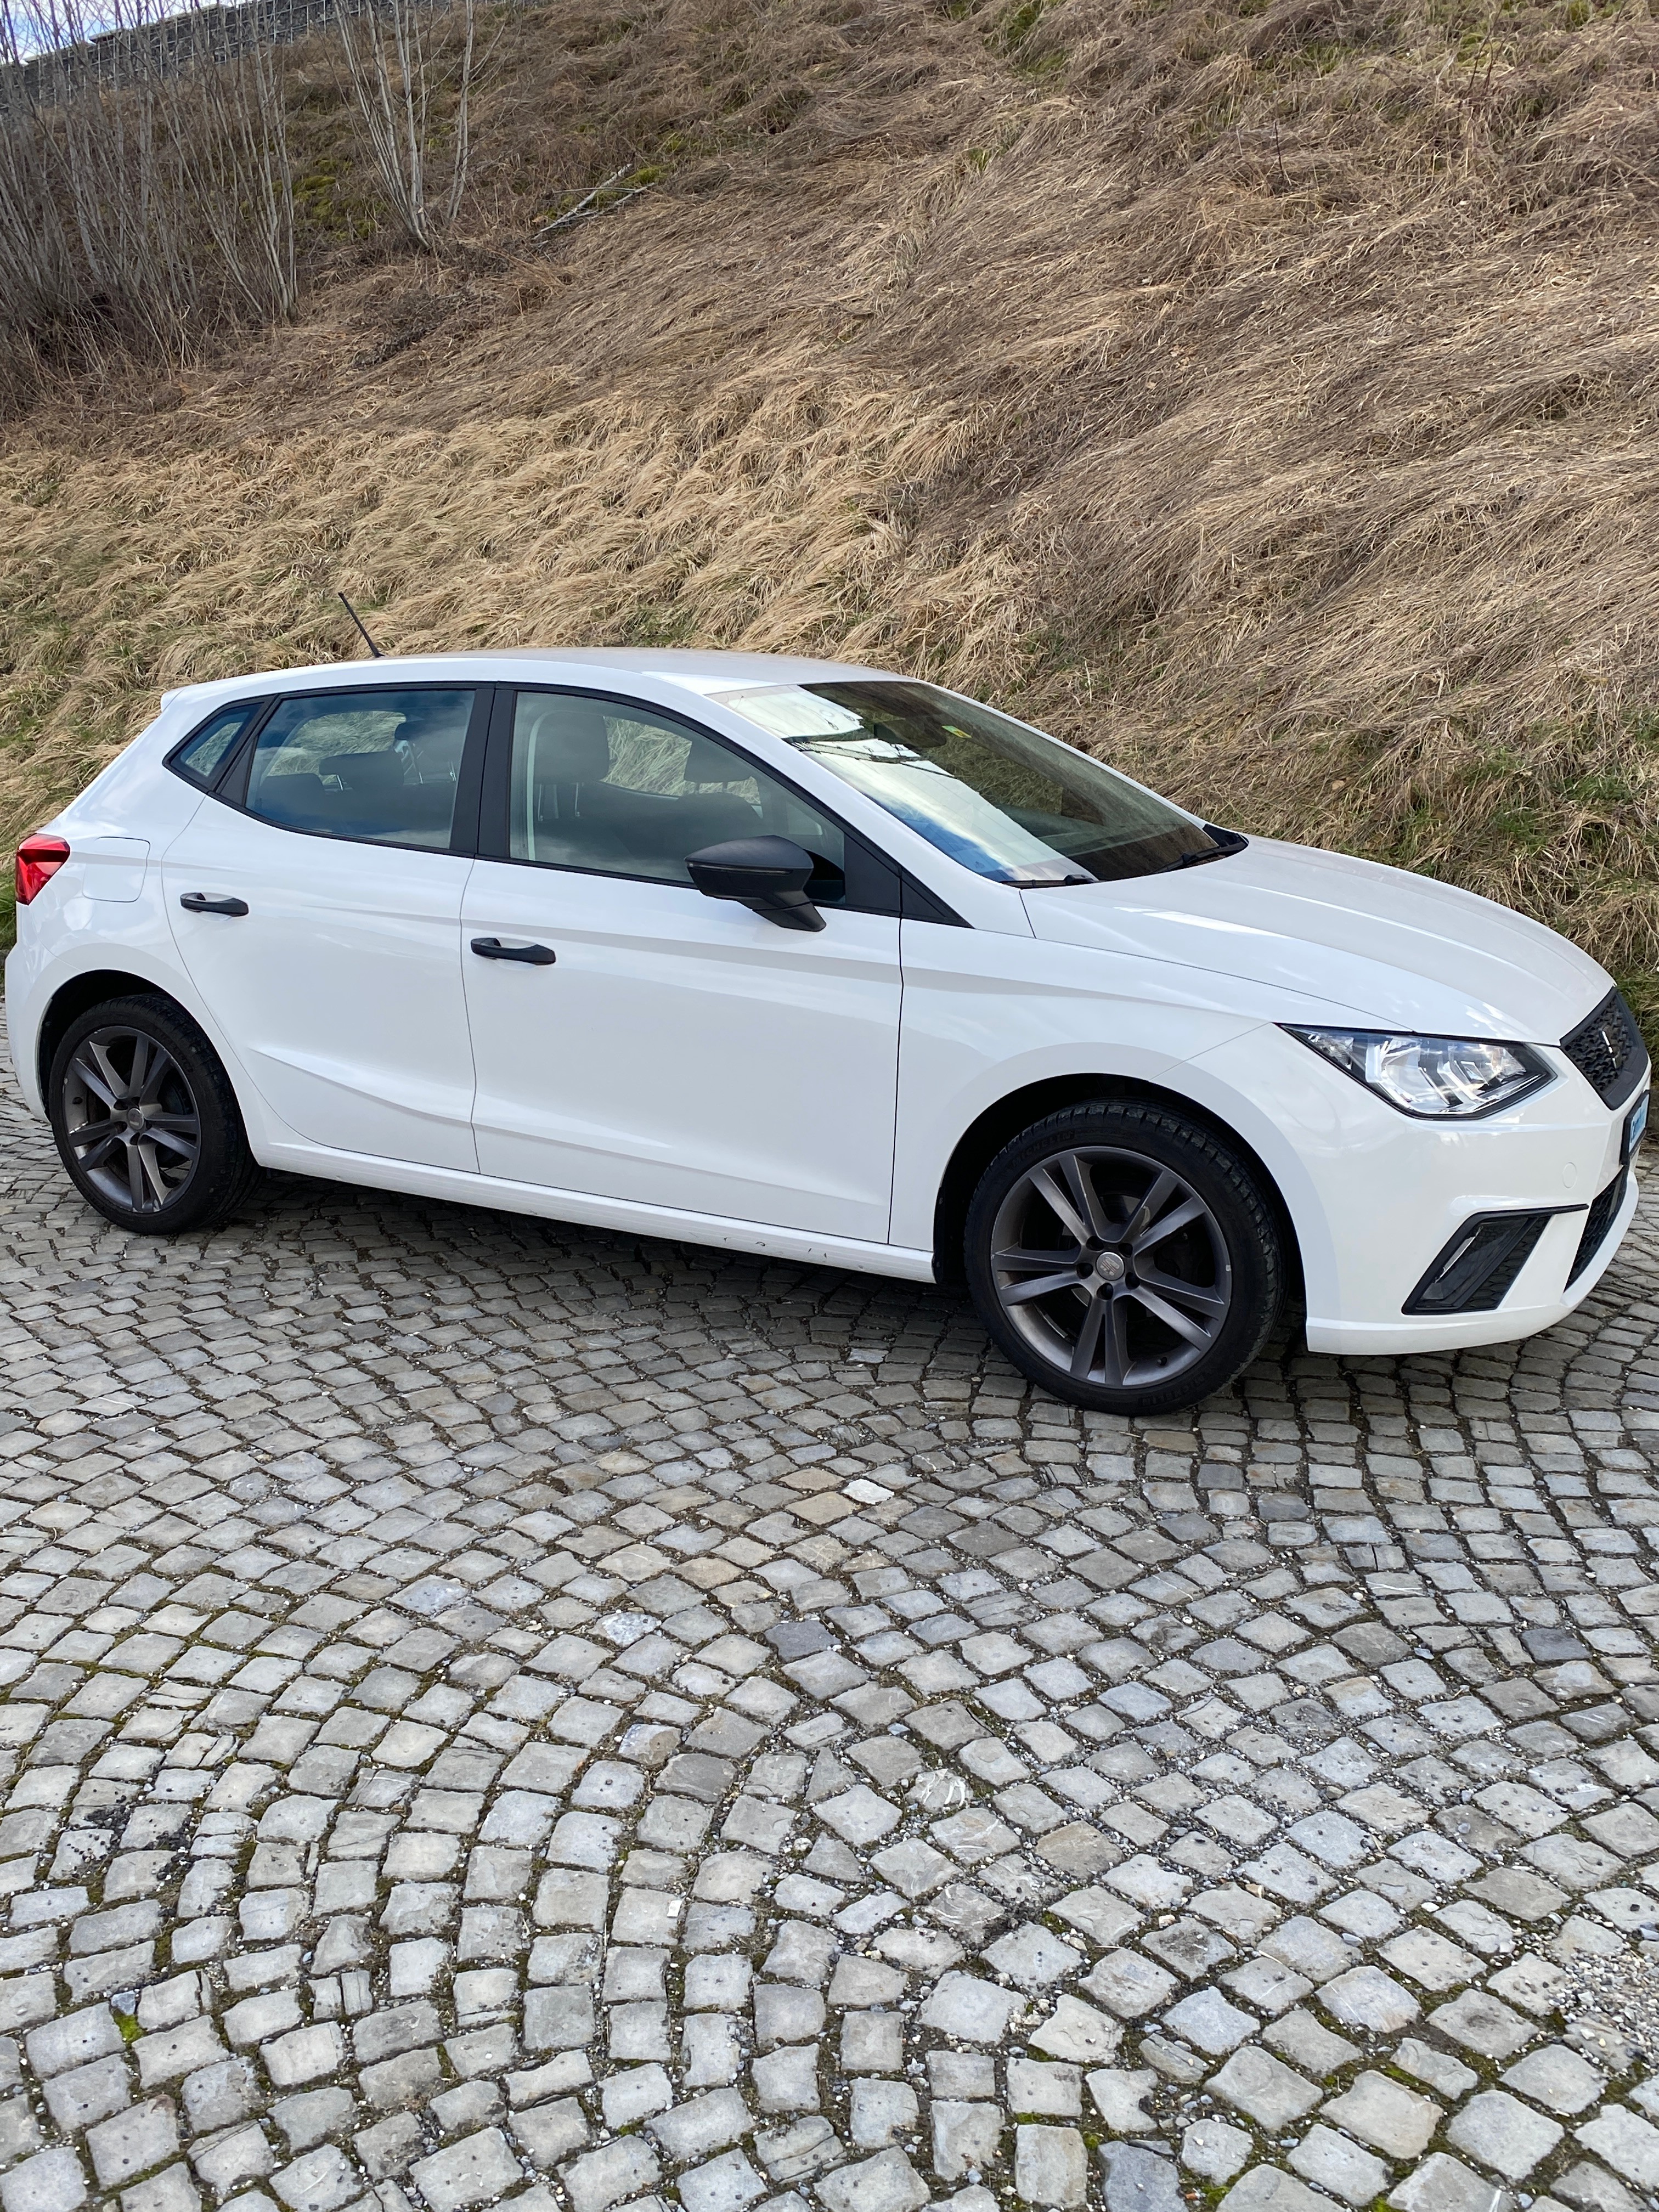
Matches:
[461,687,902,1240]
[163,683,485,1171]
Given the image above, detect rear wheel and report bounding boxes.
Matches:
[47,995,260,1235]
[964,1099,1283,1413]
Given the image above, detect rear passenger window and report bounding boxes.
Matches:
[246,689,474,850]
[170,702,263,790]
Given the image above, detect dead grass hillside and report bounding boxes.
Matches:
[4,0,1659,1030]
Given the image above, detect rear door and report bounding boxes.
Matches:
[162,683,487,1170]
[460,686,904,1239]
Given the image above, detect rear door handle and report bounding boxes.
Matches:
[471,936,556,965]
[179,893,249,916]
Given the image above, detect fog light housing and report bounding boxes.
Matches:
[1403,1210,1555,1314]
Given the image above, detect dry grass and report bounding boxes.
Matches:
[4,0,1659,1032]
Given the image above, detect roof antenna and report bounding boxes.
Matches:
[338,592,384,659]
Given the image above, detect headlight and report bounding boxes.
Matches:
[1284,1028,1554,1118]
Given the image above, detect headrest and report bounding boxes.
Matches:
[324,752,404,795]
[522,697,612,785]
[682,733,741,787]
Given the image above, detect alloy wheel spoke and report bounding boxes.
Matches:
[145,1123,199,1161]
[1057,1152,1113,1242]
[70,1052,120,1112]
[1069,1292,1107,1380]
[1099,1295,1131,1388]
[135,1140,171,1206]
[73,1131,120,1170]
[126,1141,147,1209]
[137,1043,176,1105]
[1132,1193,1207,1254]
[1129,1283,1213,1347]
[1135,1266,1228,1314]
[127,1032,152,1101]
[88,1037,127,1103]
[1122,1167,1181,1246]
[1026,1163,1094,1249]
[1001,1269,1084,1306]
[994,1246,1077,1274]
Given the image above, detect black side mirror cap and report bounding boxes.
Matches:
[686,837,827,932]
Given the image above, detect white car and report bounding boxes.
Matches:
[6,649,1649,1413]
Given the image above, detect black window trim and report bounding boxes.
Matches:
[180,680,494,859]
[164,696,279,794]
[480,681,966,925]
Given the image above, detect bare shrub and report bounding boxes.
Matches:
[0,0,296,396]
[335,0,476,251]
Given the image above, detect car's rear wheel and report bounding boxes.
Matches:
[964,1099,1283,1413]
[48,995,260,1235]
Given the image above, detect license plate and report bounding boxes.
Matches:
[1626,1092,1649,1162]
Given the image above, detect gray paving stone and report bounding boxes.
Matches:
[1575,2110,1659,2191]
[0,2145,88,2212]
[1323,2070,1442,2158]
[1099,2145,1183,2212]
[1210,2046,1323,2131]
[933,2101,1003,2181]
[1388,2152,1511,2212]
[1015,2124,1088,2208]
[1449,2091,1564,2181]
[817,2148,929,2212]
[1180,2121,1253,2182]
[86,2097,179,2187]
[1290,2124,1390,2207]
[1502,2045,1606,2117]
[1220,2166,1334,2212]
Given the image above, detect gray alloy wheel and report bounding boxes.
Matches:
[60,1023,204,1215]
[988,1143,1234,1390]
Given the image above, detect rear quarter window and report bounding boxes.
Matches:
[167,702,266,791]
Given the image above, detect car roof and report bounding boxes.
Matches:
[161,646,902,708]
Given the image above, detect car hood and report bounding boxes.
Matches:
[1022,834,1611,1041]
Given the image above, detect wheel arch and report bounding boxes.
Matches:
[930,1072,1307,1305]
[37,969,187,1097]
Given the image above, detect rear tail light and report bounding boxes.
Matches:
[15,834,71,906]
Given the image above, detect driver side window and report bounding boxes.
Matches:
[507,691,845,888]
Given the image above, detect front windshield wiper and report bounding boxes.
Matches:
[1162,825,1249,872]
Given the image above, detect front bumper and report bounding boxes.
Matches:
[1305,1164,1640,1356]
[1187,1023,1645,1357]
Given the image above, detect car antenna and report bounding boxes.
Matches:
[337,592,384,659]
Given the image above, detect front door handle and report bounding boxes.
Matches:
[179,893,249,916]
[471,936,557,966]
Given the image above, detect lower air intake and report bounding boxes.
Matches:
[1567,1170,1626,1287]
[1404,1210,1553,1316]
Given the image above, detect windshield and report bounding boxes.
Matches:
[710,679,1223,885]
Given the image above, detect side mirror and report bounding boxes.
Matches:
[686,836,826,933]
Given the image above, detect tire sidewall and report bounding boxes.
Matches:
[48,995,252,1235]
[964,1101,1282,1414]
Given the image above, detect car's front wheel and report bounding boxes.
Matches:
[964,1099,1283,1413]
[48,994,260,1234]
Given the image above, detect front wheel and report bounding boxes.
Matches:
[47,994,260,1235]
[964,1100,1283,1413]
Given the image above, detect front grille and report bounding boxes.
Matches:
[1404,1210,1553,1314]
[1568,1169,1627,1286]
[1561,988,1648,1109]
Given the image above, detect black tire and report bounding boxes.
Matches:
[964,1099,1283,1414]
[47,994,262,1235]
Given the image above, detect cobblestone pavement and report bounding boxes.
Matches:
[4,1031,1659,2212]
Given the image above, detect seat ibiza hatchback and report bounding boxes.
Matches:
[7,648,1647,1413]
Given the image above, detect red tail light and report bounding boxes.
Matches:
[15,834,70,906]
